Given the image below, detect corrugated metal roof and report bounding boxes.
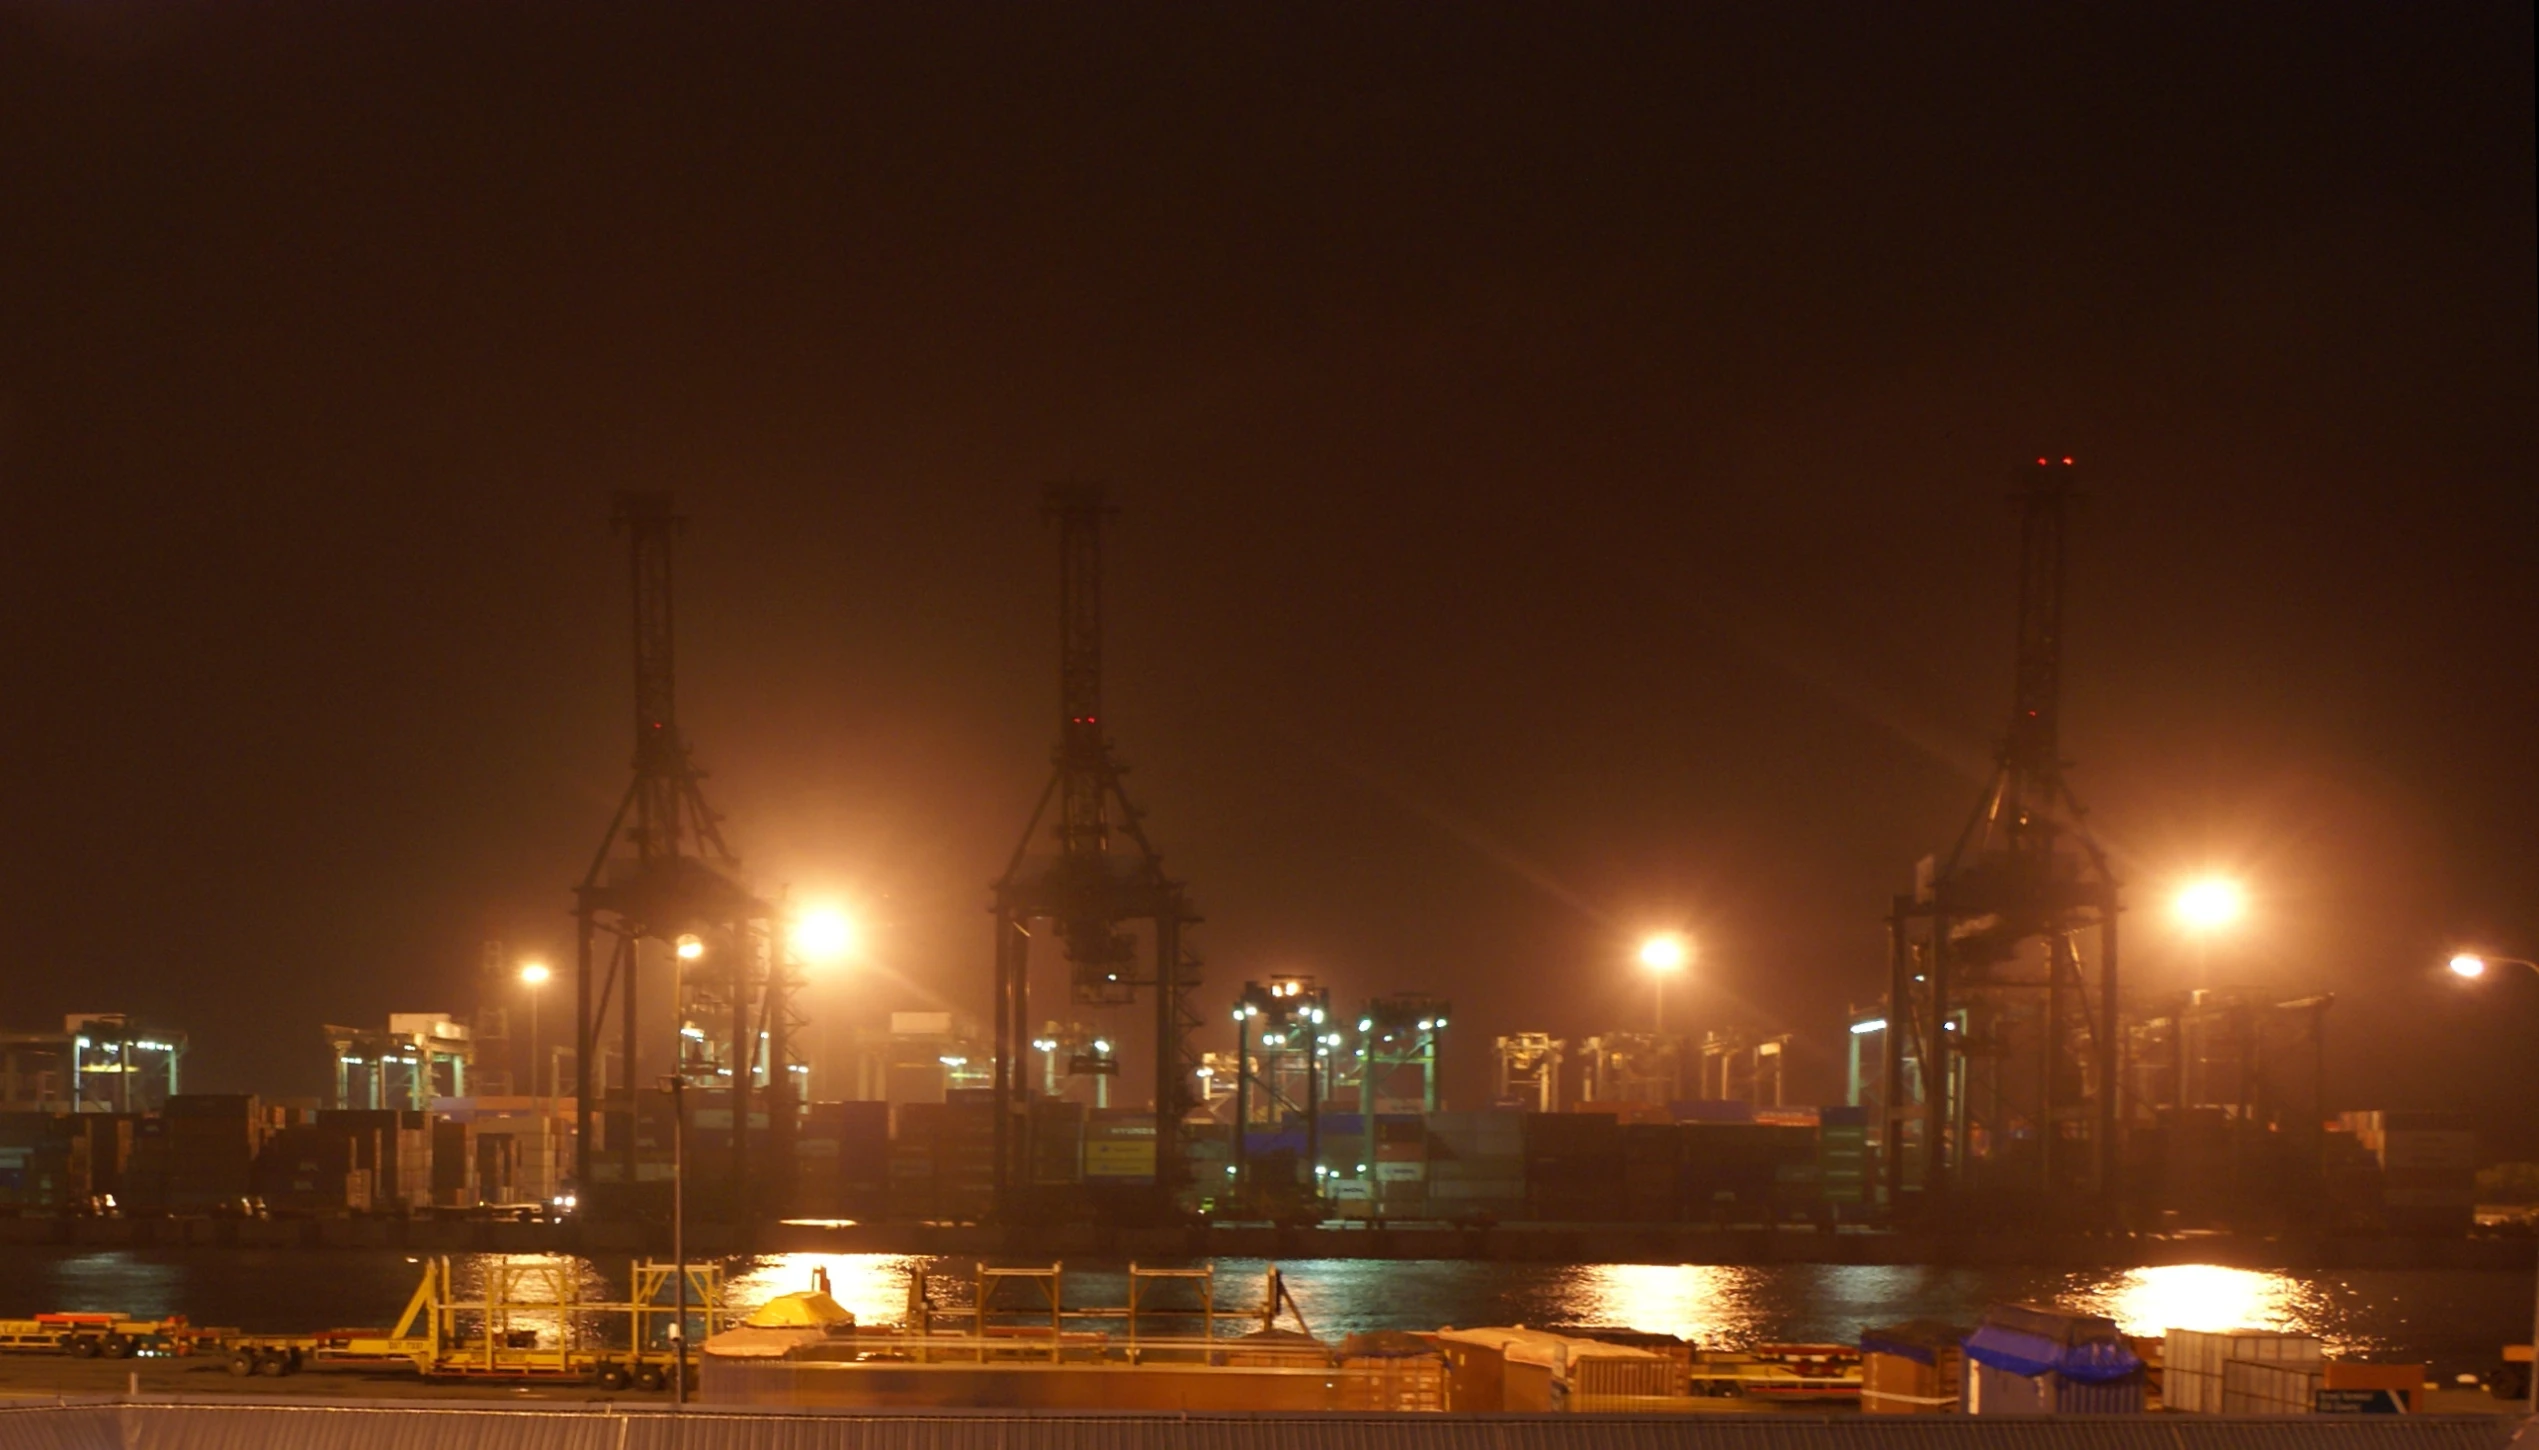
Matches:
[0,1400,2527,1450]
[0,1405,115,1450]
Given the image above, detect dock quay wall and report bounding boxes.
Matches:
[0,1214,2530,1270]
[0,1401,2525,1450]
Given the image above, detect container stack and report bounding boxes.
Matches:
[69,1115,133,1202]
[1679,1114,1776,1222]
[2347,1110,2479,1235]
[1434,1326,1678,1412]
[2162,1328,2321,1413]
[162,1094,262,1211]
[1818,1106,1870,1210]
[1336,1331,1447,1411]
[1619,1123,1681,1222]
[796,1100,889,1218]
[254,1124,371,1215]
[887,1102,940,1220]
[1523,1112,1619,1222]
[1371,1115,1427,1216]
[936,1096,1001,1220]
[316,1109,431,1213]
[0,1115,82,1212]
[1027,1098,1084,1185]
[430,1117,474,1208]
[1425,1112,1525,1219]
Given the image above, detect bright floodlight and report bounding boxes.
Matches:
[2174,878,2245,932]
[1639,934,1690,972]
[2451,954,2489,979]
[518,962,551,986]
[794,907,857,964]
[675,935,705,960]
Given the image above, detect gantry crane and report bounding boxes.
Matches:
[991,484,1202,1215]
[570,493,802,1220]
[1883,458,2122,1218]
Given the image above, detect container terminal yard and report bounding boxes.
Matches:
[10,0,2531,1443]
[0,482,2530,1439]
[0,483,2497,1253]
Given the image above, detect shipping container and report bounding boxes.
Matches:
[1860,1321,1966,1414]
[1027,1099,1084,1184]
[2162,1328,2320,1414]
[1963,1303,2144,1415]
[2220,1355,2322,1415]
[1820,1105,1869,1206]
[431,1117,475,1207]
[1083,1113,1157,1183]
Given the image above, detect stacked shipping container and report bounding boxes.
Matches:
[1426,1111,1524,1218]
[1523,1112,1620,1222]
[2162,1329,2321,1414]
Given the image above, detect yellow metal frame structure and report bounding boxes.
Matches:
[863,1261,1306,1368]
[405,1255,727,1380]
[4,1256,724,1387]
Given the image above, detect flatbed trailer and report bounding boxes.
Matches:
[0,1256,725,1392]
[0,1313,228,1359]
[1690,1342,1864,1402]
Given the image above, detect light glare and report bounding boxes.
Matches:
[518,962,551,986]
[2173,878,2245,932]
[2450,953,2488,979]
[1638,934,1690,972]
[795,907,857,964]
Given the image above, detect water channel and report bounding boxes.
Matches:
[0,1250,2524,1378]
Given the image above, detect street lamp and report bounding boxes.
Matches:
[1638,934,1690,1035]
[518,962,551,1103]
[2446,946,2539,1409]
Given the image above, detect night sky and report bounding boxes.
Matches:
[3,5,2533,1141]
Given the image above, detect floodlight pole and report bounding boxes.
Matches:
[662,1073,688,1409]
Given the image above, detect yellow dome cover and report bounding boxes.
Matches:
[742,1290,855,1329]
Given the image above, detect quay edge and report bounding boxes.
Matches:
[1,1215,2531,1270]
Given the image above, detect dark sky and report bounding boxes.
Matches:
[3,5,2533,1138]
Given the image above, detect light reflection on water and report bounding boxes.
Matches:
[2059,1265,2371,1357]
[1559,1264,1770,1344]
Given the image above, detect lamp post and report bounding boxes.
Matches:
[2447,949,2539,1411]
[2172,879,2247,1205]
[659,1072,689,1409]
[1638,934,1689,1035]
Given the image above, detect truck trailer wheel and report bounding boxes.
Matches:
[226,1350,257,1377]
[255,1350,289,1377]
[68,1336,100,1359]
[101,1334,133,1359]
[633,1364,665,1392]
[595,1364,630,1392]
